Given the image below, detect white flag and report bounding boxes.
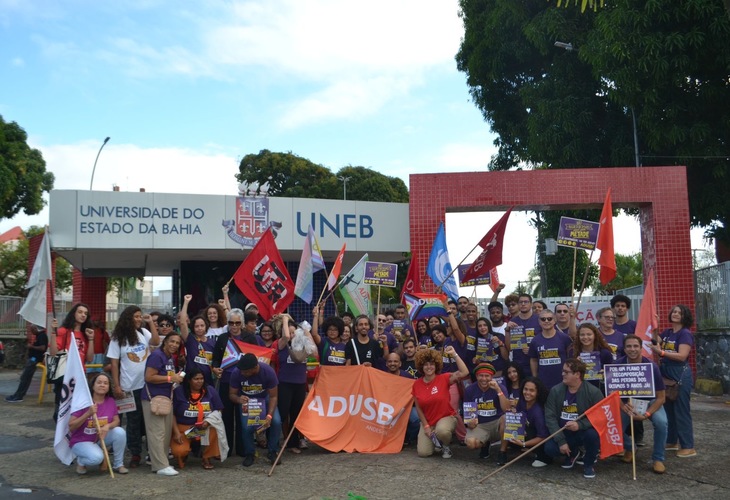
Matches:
[54,338,93,465]
[18,231,53,326]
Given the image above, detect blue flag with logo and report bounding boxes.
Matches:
[427,222,459,301]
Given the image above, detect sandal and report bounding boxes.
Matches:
[202,458,214,470]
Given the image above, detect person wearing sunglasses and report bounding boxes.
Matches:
[528,311,572,390]
[211,308,265,457]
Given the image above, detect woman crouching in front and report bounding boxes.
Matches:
[412,345,469,459]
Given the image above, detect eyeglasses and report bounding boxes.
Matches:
[518,300,530,304]
[228,321,242,326]
[539,317,555,322]
[556,310,569,314]
[377,319,386,322]
[158,322,172,328]
[260,329,273,334]
[602,316,615,320]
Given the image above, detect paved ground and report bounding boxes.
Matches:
[0,367,728,500]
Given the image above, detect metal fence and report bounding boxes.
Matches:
[694,262,730,329]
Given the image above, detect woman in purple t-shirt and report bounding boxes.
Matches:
[650,304,696,457]
[68,373,128,475]
[142,332,184,476]
[275,314,310,454]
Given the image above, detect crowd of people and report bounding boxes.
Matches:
[4,289,697,480]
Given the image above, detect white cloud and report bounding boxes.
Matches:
[11,57,24,66]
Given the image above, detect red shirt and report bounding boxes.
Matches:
[412,372,455,426]
[56,327,91,369]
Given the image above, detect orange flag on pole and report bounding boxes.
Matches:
[584,391,624,459]
[597,188,616,285]
[326,243,346,291]
[295,366,414,453]
[634,271,658,357]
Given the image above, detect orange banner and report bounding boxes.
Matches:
[584,391,624,459]
[296,366,415,453]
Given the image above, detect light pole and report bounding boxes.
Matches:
[89,137,111,190]
[337,176,351,200]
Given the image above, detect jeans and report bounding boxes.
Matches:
[545,428,600,467]
[406,407,420,443]
[622,404,668,462]
[12,357,39,399]
[663,364,695,449]
[123,389,144,456]
[71,427,127,469]
[238,402,281,457]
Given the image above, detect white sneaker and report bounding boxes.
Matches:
[532,459,548,468]
[441,446,452,459]
[156,466,179,476]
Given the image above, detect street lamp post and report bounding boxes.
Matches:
[89,137,111,190]
[337,176,351,200]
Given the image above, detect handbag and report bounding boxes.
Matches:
[662,365,688,402]
[45,351,68,382]
[146,384,173,416]
[662,377,680,402]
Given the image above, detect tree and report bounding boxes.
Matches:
[236,150,409,202]
[0,115,54,220]
[0,227,72,297]
[592,253,643,295]
[335,166,409,203]
[456,1,730,241]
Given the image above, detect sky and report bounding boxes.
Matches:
[0,0,712,296]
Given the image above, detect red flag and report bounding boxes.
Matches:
[463,208,513,282]
[400,255,422,304]
[597,188,616,285]
[326,243,346,291]
[584,391,624,459]
[232,228,294,321]
[634,271,658,357]
[488,268,500,293]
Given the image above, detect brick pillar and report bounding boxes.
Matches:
[72,269,107,324]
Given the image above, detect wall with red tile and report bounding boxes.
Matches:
[410,166,695,369]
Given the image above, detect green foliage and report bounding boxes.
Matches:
[456,0,730,240]
[236,150,409,203]
[551,0,604,13]
[592,252,643,295]
[0,115,54,220]
[0,226,72,296]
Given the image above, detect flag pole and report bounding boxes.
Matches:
[571,248,577,304]
[376,286,381,317]
[629,399,637,480]
[574,249,595,313]
[92,414,114,478]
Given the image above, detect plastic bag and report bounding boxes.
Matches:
[289,321,317,363]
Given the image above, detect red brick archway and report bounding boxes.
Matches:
[409,166,694,324]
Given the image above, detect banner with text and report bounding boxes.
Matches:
[295,366,414,453]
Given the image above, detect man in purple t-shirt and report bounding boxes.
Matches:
[463,363,509,459]
[612,294,637,335]
[529,310,572,389]
[507,293,541,374]
[228,353,281,467]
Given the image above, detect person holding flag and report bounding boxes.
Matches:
[544,358,604,479]
[67,373,128,475]
[618,335,668,474]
